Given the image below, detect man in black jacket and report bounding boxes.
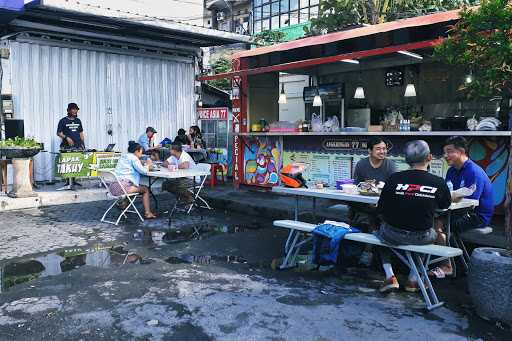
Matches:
[376,140,451,293]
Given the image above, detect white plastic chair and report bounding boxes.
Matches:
[188,163,212,212]
[98,170,144,225]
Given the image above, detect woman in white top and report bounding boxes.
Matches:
[111,142,156,219]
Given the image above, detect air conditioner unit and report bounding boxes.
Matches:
[217,12,225,21]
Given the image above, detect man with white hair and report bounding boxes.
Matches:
[376,140,451,293]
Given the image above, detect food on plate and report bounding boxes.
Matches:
[357,180,381,196]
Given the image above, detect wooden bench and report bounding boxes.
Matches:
[273,219,463,311]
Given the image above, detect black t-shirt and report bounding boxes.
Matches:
[377,169,451,231]
[173,135,189,146]
[57,116,83,148]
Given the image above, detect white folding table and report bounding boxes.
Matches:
[146,167,211,216]
[272,186,478,274]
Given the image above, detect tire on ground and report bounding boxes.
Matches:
[468,247,512,325]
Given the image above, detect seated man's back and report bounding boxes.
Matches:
[378,169,452,231]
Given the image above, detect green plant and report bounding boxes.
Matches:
[208,57,232,91]
[434,0,512,99]
[0,137,41,149]
[307,0,478,34]
[435,0,512,249]
[253,30,286,46]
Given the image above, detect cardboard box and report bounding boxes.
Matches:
[368,125,383,132]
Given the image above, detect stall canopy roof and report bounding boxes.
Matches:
[4,0,250,47]
[199,9,465,80]
[234,9,462,59]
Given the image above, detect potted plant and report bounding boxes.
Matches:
[0,137,42,198]
[434,0,512,325]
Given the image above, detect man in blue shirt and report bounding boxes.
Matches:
[138,127,161,153]
[430,136,494,278]
[444,136,494,229]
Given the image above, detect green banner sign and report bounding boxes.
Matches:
[55,152,120,178]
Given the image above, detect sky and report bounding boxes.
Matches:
[45,0,206,25]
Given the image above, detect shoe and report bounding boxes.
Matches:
[405,280,429,293]
[379,276,399,293]
[358,251,373,267]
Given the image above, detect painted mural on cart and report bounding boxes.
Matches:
[242,136,281,187]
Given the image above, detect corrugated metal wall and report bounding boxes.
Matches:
[9,41,196,181]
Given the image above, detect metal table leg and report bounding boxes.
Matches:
[148,176,159,210]
[294,195,299,221]
[312,197,317,223]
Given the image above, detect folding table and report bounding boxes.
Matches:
[146,166,211,215]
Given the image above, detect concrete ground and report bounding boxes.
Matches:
[0,195,510,340]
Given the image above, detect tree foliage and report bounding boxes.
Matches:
[434,0,512,99]
[253,30,287,46]
[208,57,232,91]
[307,0,479,34]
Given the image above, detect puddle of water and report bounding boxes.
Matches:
[0,246,143,292]
[165,255,248,266]
[157,223,261,244]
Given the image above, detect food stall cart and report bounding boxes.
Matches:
[198,10,511,225]
[197,107,231,174]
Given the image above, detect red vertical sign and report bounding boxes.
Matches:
[231,58,248,188]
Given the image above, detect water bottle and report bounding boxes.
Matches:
[447,181,453,191]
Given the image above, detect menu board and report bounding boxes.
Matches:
[283,151,352,186]
[430,158,448,178]
[388,156,409,172]
[283,151,449,187]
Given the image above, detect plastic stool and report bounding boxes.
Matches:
[208,163,225,187]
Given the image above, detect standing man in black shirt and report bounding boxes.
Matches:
[56,103,85,190]
[57,103,84,150]
[377,140,451,293]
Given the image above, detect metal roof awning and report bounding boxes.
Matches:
[5,0,251,49]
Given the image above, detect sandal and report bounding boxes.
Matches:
[428,266,453,279]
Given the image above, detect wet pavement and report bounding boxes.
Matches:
[0,196,511,340]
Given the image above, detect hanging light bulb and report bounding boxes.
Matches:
[465,71,473,84]
[354,86,365,99]
[313,86,322,107]
[278,83,287,104]
[404,84,416,97]
[313,94,322,107]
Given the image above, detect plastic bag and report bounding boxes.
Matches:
[311,113,323,132]
[330,116,340,132]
